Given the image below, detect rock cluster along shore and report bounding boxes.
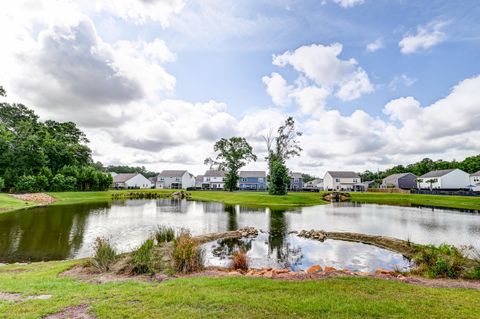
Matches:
[296,229,327,241]
[11,193,56,204]
[194,227,259,244]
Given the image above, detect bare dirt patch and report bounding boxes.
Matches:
[11,193,56,205]
[0,292,52,302]
[43,304,95,319]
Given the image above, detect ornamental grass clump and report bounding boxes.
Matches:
[172,230,204,274]
[132,238,155,274]
[413,244,466,278]
[92,237,117,272]
[154,225,175,244]
[231,249,248,272]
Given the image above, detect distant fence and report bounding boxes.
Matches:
[368,188,411,194]
[411,189,480,197]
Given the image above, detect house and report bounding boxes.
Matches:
[417,169,470,190]
[304,178,323,191]
[112,173,153,189]
[323,171,361,191]
[289,172,304,190]
[381,173,417,190]
[155,170,195,189]
[238,171,267,191]
[469,171,480,191]
[195,175,204,189]
[202,170,226,189]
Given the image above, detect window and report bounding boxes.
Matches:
[335,178,340,182]
[241,178,247,182]
[206,177,211,182]
[258,178,263,182]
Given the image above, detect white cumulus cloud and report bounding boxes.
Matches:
[399,20,448,54]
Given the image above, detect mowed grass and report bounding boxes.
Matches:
[0,261,479,319]
[349,192,480,211]
[0,193,38,213]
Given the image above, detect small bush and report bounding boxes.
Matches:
[15,175,38,192]
[132,239,155,274]
[92,237,117,272]
[154,225,175,244]
[413,244,465,278]
[231,249,248,271]
[172,231,204,274]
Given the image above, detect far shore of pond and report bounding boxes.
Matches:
[1,189,480,215]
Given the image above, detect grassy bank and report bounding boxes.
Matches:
[349,192,480,211]
[0,261,479,318]
[0,194,38,213]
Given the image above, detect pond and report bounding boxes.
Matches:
[0,199,479,271]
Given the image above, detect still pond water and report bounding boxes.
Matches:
[1,199,479,272]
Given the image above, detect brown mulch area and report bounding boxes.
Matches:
[11,193,57,205]
[43,304,95,319]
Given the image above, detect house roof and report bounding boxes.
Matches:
[326,171,359,178]
[239,171,266,178]
[158,170,187,178]
[204,170,226,177]
[383,173,416,182]
[420,169,457,178]
[148,176,157,183]
[471,171,480,177]
[113,173,138,183]
[305,178,323,185]
[289,172,303,179]
[195,175,204,182]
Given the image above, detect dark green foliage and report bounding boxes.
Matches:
[132,239,155,274]
[0,177,4,190]
[173,231,204,274]
[0,100,111,192]
[269,160,290,195]
[205,137,257,192]
[92,237,117,272]
[154,225,175,243]
[106,165,157,178]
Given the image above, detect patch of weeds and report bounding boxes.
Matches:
[154,225,175,244]
[412,243,466,278]
[91,237,117,272]
[172,230,204,274]
[231,249,248,271]
[132,239,155,274]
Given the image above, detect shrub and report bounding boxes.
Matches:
[269,160,290,195]
[35,175,49,191]
[231,249,248,271]
[172,231,204,274]
[15,175,38,192]
[64,176,77,191]
[154,225,175,244]
[132,239,155,274]
[0,177,4,190]
[51,174,66,191]
[413,244,465,278]
[92,237,117,272]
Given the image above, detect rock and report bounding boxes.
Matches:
[273,269,290,274]
[375,268,395,276]
[263,271,274,278]
[353,271,369,276]
[306,265,323,274]
[324,266,336,273]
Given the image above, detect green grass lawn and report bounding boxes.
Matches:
[349,192,480,211]
[0,260,479,319]
[0,194,38,213]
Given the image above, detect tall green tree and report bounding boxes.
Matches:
[205,137,257,192]
[264,117,302,195]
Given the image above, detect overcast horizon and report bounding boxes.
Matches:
[1,0,480,176]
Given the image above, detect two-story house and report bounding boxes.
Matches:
[155,170,195,189]
[323,171,361,191]
[289,172,304,190]
[381,173,417,189]
[470,171,480,191]
[417,169,470,190]
[238,171,267,191]
[202,170,226,189]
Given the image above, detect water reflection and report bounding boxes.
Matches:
[0,199,479,264]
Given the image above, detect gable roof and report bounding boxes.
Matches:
[383,173,416,182]
[158,170,187,178]
[420,169,457,178]
[113,173,138,183]
[471,170,480,177]
[204,170,226,177]
[326,171,359,178]
[195,175,204,182]
[239,171,266,178]
[289,172,303,179]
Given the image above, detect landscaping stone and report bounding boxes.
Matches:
[375,269,396,276]
[306,265,323,274]
[11,193,56,205]
[324,266,337,273]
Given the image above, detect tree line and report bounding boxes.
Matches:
[360,156,480,186]
[0,86,112,192]
[205,117,302,195]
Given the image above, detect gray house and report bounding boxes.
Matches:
[289,172,304,190]
[381,173,417,190]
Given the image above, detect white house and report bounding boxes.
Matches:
[304,178,324,190]
[417,169,470,190]
[469,171,480,191]
[155,170,195,189]
[112,173,153,189]
[323,171,361,191]
[202,170,226,189]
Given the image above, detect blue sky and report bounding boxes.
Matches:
[1,0,480,175]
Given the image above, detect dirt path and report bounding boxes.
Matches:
[43,304,95,319]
